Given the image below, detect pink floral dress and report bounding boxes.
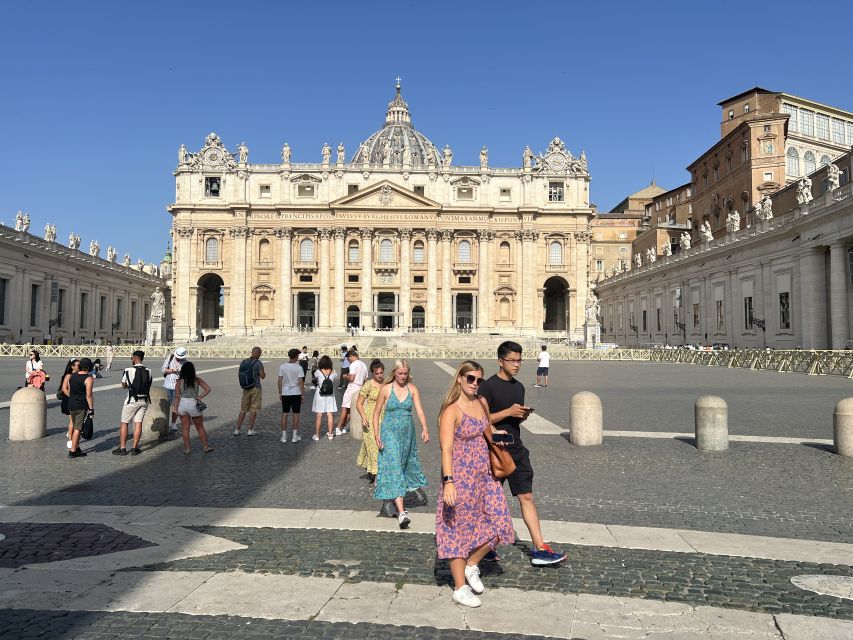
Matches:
[435,411,515,559]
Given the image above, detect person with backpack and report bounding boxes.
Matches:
[235,346,265,436]
[60,358,80,450]
[113,350,152,456]
[174,361,213,454]
[309,350,320,389]
[63,357,94,459]
[161,347,188,433]
[312,354,337,440]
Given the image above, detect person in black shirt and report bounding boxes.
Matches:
[478,341,566,567]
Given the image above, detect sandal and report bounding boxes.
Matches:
[183,450,191,455]
[204,447,214,453]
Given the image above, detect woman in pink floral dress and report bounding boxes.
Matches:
[435,360,514,608]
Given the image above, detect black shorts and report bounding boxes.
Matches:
[280,395,302,413]
[502,444,534,496]
[536,367,549,376]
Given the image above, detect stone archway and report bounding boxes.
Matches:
[197,273,224,330]
[543,276,569,332]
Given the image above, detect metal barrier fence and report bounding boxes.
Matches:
[3,343,852,377]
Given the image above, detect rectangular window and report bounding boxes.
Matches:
[744,103,750,113]
[779,292,790,330]
[80,292,87,329]
[847,122,853,146]
[816,114,830,140]
[131,301,137,331]
[832,119,845,144]
[0,278,6,325]
[656,307,661,332]
[99,296,106,330]
[459,276,471,284]
[413,275,424,284]
[693,303,700,331]
[595,246,603,254]
[728,109,734,120]
[204,177,221,197]
[259,184,271,197]
[763,171,773,181]
[595,259,604,270]
[299,275,313,283]
[413,185,425,196]
[30,284,39,326]
[456,187,474,200]
[642,309,647,333]
[57,289,65,328]
[743,296,754,330]
[763,124,770,133]
[800,109,815,136]
[716,300,724,332]
[297,184,315,197]
[620,247,627,254]
[347,274,359,283]
[116,299,122,329]
[548,182,564,202]
[348,184,359,194]
[499,188,511,201]
[783,103,798,132]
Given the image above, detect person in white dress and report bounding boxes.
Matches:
[312,355,338,440]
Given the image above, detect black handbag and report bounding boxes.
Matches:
[196,400,207,413]
[81,413,94,440]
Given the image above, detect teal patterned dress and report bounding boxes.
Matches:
[373,388,428,500]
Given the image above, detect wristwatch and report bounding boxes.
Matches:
[442,475,454,484]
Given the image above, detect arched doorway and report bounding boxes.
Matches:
[197,273,224,330]
[347,305,360,329]
[412,306,425,331]
[542,276,569,332]
[455,294,473,331]
[377,292,395,330]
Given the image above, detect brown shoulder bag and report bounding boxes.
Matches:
[479,398,516,479]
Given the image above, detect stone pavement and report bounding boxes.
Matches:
[1,357,852,638]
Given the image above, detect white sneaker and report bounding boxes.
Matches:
[398,511,411,529]
[233,429,241,436]
[334,428,342,436]
[280,433,288,443]
[452,585,481,608]
[247,429,256,436]
[66,439,72,450]
[340,427,349,435]
[291,433,302,443]
[464,564,484,594]
[327,433,334,440]
[170,424,179,433]
[312,434,320,441]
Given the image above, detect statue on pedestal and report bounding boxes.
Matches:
[796,177,813,205]
[136,258,144,271]
[336,142,345,165]
[480,146,489,168]
[523,146,533,169]
[360,142,370,164]
[69,233,81,250]
[89,240,100,257]
[107,246,117,263]
[646,247,656,263]
[585,292,600,324]
[21,213,30,233]
[43,224,56,242]
[700,220,713,243]
[634,252,642,268]
[15,210,23,231]
[828,163,841,192]
[178,144,188,165]
[321,143,331,165]
[281,143,291,164]
[758,195,773,220]
[238,141,248,164]
[442,144,453,168]
[662,242,672,257]
[150,287,166,320]
[725,210,741,233]
[680,231,692,251]
[122,253,131,267]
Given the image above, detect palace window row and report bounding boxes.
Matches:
[786,146,833,177]
[784,103,853,145]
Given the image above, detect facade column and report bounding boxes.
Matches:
[393,292,399,329]
[399,228,412,331]
[228,226,249,335]
[441,230,453,330]
[477,229,492,331]
[514,231,525,330]
[472,293,478,331]
[318,228,332,329]
[292,293,297,328]
[799,248,828,349]
[426,230,439,330]
[360,228,374,329]
[313,292,318,328]
[334,228,346,330]
[276,228,292,329]
[173,227,194,340]
[574,231,591,338]
[830,242,849,349]
[520,230,539,332]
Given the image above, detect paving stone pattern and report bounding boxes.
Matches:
[0,609,574,640]
[133,526,853,621]
[0,522,154,568]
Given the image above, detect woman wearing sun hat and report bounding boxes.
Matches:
[161,346,189,432]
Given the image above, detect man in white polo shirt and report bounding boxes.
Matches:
[334,349,368,436]
[534,344,550,388]
[161,346,188,432]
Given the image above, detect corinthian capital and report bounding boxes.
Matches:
[175,227,194,239]
[476,229,494,241]
[333,228,347,240]
[521,229,539,242]
[318,228,333,240]
[274,227,293,239]
[440,230,453,242]
[229,227,250,239]
[426,229,439,241]
[359,227,374,239]
[574,231,592,242]
[399,227,413,240]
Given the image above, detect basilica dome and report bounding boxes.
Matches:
[352,81,441,167]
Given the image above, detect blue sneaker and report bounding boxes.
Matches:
[483,550,500,562]
[531,544,566,566]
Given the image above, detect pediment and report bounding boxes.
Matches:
[330,180,440,211]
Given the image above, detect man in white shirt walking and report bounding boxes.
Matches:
[114,350,152,456]
[161,346,188,432]
[278,348,305,443]
[335,349,368,436]
[534,345,550,388]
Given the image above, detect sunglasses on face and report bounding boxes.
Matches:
[464,374,485,386]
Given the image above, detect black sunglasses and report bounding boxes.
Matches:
[464,374,485,386]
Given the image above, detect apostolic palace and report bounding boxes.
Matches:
[168,81,594,341]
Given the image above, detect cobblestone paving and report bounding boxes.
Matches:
[0,609,572,640]
[0,522,154,568]
[132,526,853,620]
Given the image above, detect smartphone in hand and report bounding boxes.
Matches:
[492,432,515,444]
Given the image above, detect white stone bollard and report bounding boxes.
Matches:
[349,406,363,440]
[695,396,728,451]
[8,387,47,441]
[833,398,853,457]
[569,391,603,446]
[140,387,169,442]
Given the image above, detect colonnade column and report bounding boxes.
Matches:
[830,242,849,349]
[228,226,249,336]
[399,229,412,331]
[477,230,492,331]
[334,228,346,330]
[174,227,194,340]
[441,231,453,330]
[360,228,374,329]
[318,229,332,329]
[276,228,292,329]
[426,230,439,330]
[799,248,828,349]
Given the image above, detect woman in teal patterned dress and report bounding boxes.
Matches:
[372,359,430,529]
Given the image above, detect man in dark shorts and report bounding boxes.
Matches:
[479,340,566,566]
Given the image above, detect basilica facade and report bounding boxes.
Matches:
[169,82,594,341]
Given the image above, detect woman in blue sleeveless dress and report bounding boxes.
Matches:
[372,359,430,529]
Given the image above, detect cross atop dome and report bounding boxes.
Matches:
[386,76,411,125]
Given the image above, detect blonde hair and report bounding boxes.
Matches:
[437,360,483,430]
[385,359,412,385]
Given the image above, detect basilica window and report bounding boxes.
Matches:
[379,239,393,262]
[820,154,831,168]
[548,241,563,265]
[348,184,359,195]
[499,297,510,321]
[300,238,314,261]
[205,177,221,197]
[413,185,425,196]
[205,238,219,263]
[413,275,424,284]
[413,241,424,263]
[786,147,800,177]
[743,296,754,330]
[456,186,474,201]
[258,238,271,263]
[257,295,271,319]
[348,240,360,263]
[499,241,511,264]
[457,240,472,263]
[548,182,564,202]
[500,188,511,202]
[803,151,816,176]
[259,184,271,198]
[297,184,315,198]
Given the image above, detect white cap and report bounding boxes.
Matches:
[174,347,188,359]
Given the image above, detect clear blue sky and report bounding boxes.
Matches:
[1,1,847,263]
